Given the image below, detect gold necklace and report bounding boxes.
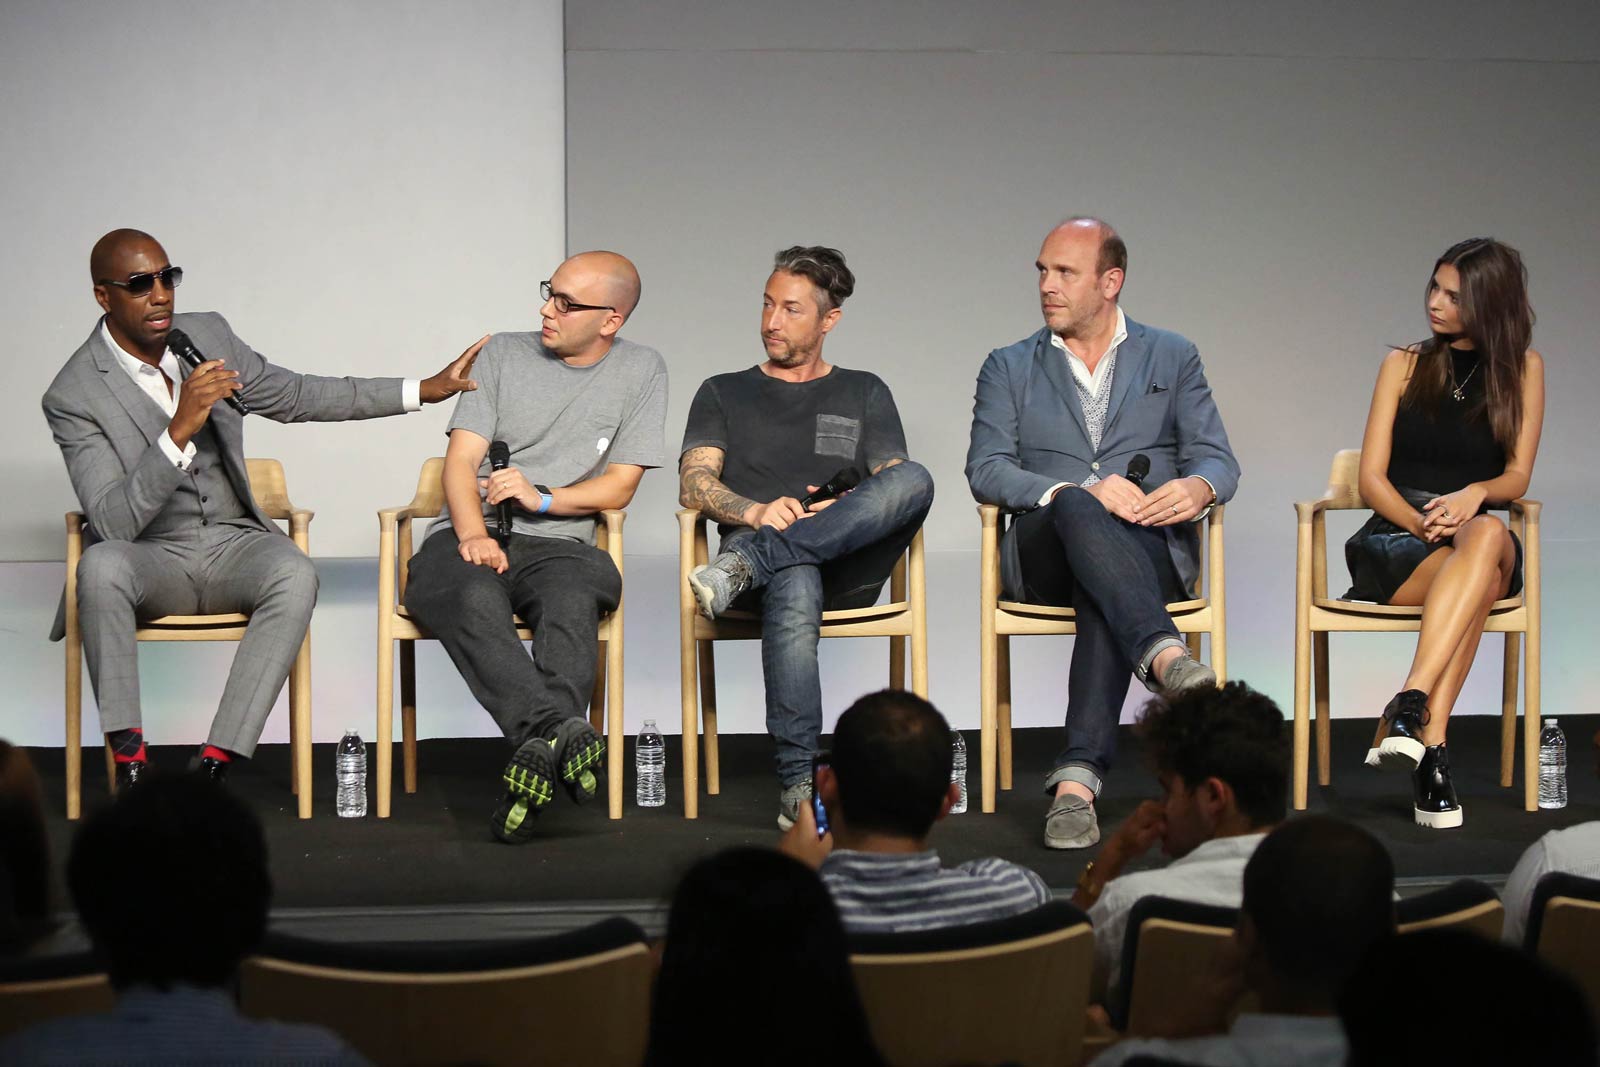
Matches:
[1448,357,1480,402]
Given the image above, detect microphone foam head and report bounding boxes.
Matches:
[489,441,511,468]
[1128,453,1151,481]
[835,468,863,493]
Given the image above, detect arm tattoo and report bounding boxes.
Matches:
[679,446,758,527]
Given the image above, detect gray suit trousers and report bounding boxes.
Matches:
[77,524,318,755]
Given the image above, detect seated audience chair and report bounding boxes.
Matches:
[63,458,314,820]
[0,951,113,1039]
[677,508,927,819]
[848,901,1092,1067]
[977,503,1226,814]
[375,458,627,819]
[1395,878,1503,938]
[240,917,651,1067]
[1293,449,1541,811]
[1524,872,1600,1013]
[1110,896,1242,1036]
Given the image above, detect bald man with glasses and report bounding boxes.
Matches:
[44,228,483,792]
[402,252,668,844]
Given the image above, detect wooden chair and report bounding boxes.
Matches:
[1293,448,1542,810]
[1525,872,1600,1014]
[977,503,1226,813]
[1110,896,1242,1036]
[0,952,114,1039]
[848,901,1093,1067]
[677,509,928,820]
[240,918,652,1067]
[63,458,314,820]
[376,458,626,819]
[1396,878,1504,938]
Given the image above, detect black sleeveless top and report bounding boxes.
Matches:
[1386,348,1505,491]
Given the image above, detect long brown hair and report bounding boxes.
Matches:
[1400,237,1533,451]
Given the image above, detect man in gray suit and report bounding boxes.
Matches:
[44,228,483,788]
[965,217,1240,850]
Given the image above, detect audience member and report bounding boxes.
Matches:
[1341,927,1597,1066]
[646,847,885,1067]
[1092,815,1395,1065]
[1071,682,1289,996]
[0,741,55,953]
[0,773,369,1066]
[1503,749,1600,943]
[780,689,1051,932]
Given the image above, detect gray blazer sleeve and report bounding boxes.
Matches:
[1172,344,1240,503]
[42,388,187,544]
[965,350,1058,509]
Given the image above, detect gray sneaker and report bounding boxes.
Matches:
[1043,794,1101,850]
[777,779,814,831]
[688,549,754,619]
[1148,652,1217,696]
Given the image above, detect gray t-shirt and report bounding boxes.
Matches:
[430,331,667,543]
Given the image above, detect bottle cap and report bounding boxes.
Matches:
[643,718,657,728]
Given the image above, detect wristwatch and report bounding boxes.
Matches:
[533,484,554,514]
[1076,860,1100,903]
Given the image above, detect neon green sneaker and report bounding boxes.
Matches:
[490,735,558,843]
[552,718,606,805]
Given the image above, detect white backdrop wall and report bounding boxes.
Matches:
[564,1,1600,746]
[1,1,565,746]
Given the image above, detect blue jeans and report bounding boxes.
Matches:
[1010,488,1187,794]
[720,461,935,786]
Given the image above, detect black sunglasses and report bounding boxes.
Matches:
[98,266,184,295]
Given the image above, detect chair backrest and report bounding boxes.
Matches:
[1320,449,1365,510]
[1526,872,1600,1014]
[848,901,1092,1067]
[1113,896,1241,1034]
[0,951,114,1039]
[239,918,652,1067]
[243,458,296,520]
[1396,878,1504,938]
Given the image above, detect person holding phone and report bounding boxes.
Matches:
[1348,238,1544,829]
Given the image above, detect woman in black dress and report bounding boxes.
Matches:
[1351,237,1545,828]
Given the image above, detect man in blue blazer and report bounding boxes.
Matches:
[965,218,1240,850]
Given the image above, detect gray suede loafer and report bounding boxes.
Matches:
[1044,793,1101,850]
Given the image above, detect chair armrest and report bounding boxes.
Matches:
[1510,498,1541,525]
[978,503,1001,529]
[1294,497,1333,523]
[598,509,625,572]
[676,507,706,533]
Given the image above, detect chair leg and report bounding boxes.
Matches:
[66,632,83,820]
[606,627,624,821]
[997,635,1013,792]
[1186,632,1202,659]
[1500,632,1520,788]
[103,743,115,796]
[590,642,607,732]
[1313,632,1331,787]
[1292,623,1312,811]
[1212,621,1227,683]
[889,634,906,691]
[376,632,394,819]
[291,631,312,819]
[679,626,699,820]
[400,641,418,795]
[1524,621,1541,813]
[980,621,998,815]
[700,643,720,795]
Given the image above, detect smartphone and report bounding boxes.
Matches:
[811,753,831,837]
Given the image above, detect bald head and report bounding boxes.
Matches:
[1048,217,1126,278]
[565,250,641,320]
[90,229,165,284]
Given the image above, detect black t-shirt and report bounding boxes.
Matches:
[681,365,909,523]
[1388,349,1506,492]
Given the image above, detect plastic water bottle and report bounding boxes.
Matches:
[1538,719,1568,810]
[636,719,666,808]
[950,729,968,814]
[336,729,367,818]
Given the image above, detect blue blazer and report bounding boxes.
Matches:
[965,317,1240,598]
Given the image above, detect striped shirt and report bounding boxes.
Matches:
[820,849,1053,934]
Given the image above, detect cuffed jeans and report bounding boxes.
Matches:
[720,460,935,786]
[1011,487,1187,794]
[404,530,621,746]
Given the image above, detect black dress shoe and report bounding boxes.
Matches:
[114,759,148,793]
[188,755,230,784]
[1413,743,1463,829]
[1366,689,1429,771]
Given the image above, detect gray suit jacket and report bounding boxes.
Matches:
[964,318,1240,598]
[43,311,406,638]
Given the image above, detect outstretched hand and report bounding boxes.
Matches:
[420,335,488,404]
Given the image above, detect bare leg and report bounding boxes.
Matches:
[1417,525,1516,744]
[1392,517,1514,697]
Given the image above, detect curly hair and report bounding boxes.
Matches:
[1136,681,1289,827]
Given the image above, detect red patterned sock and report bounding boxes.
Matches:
[109,728,146,764]
[200,745,234,763]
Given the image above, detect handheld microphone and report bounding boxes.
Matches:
[1126,454,1151,489]
[488,440,512,542]
[165,328,250,415]
[799,467,862,509]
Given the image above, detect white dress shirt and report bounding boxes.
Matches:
[104,322,423,472]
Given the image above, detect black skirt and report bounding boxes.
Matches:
[1343,486,1523,604]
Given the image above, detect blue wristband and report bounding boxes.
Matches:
[534,485,554,514]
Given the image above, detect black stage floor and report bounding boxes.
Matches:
[28,715,1600,941]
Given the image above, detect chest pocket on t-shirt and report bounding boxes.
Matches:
[815,414,860,459]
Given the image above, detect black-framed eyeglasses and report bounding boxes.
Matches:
[540,280,614,315]
[97,266,184,295]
